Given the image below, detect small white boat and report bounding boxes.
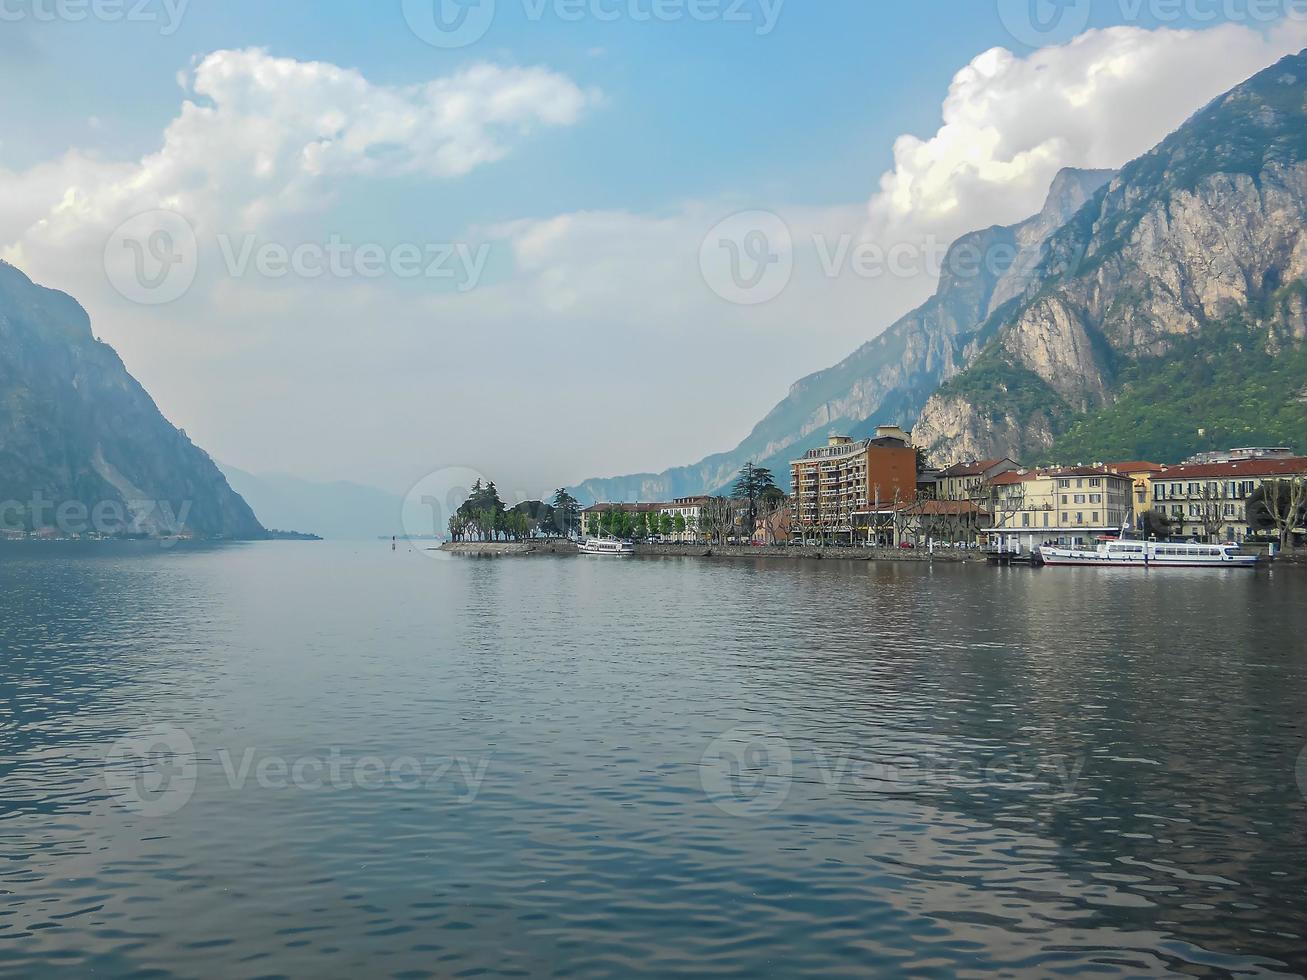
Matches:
[578,536,635,556]
[1039,532,1259,568]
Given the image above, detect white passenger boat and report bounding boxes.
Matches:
[1039,533,1260,568]
[578,536,635,556]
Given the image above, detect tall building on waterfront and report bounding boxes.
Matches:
[790,428,917,543]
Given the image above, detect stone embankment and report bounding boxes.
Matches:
[439,541,580,557]
[439,541,981,562]
[634,543,978,562]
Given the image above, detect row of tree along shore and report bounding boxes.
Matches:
[443,466,786,546]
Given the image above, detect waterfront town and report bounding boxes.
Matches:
[574,427,1307,555]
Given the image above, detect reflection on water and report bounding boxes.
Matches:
[1,543,1305,977]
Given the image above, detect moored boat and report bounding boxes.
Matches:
[1038,533,1260,568]
[578,536,635,556]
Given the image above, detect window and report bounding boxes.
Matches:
[1090,494,1101,504]
[1022,514,1030,527]
[1043,513,1050,527]
[1058,479,1070,489]
[1062,495,1069,505]
[1074,494,1085,504]
[1092,512,1099,523]
[1090,478,1101,488]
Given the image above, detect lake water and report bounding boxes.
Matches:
[2,542,1306,978]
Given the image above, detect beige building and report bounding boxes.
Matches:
[1148,456,1307,542]
[933,458,1020,502]
[1105,461,1167,523]
[986,466,1134,553]
[791,429,917,543]
[658,497,712,542]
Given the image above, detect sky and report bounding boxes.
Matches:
[3,0,1307,503]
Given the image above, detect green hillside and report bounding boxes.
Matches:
[1043,316,1307,464]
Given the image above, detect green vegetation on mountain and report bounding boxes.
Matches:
[1044,317,1307,464]
[933,351,1077,430]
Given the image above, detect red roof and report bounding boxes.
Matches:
[986,465,1133,484]
[1043,465,1128,478]
[1154,457,1307,480]
[937,458,1011,478]
[1105,461,1166,474]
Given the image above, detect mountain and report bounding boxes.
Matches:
[219,465,404,540]
[914,50,1307,465]
[0,261,265,538]
[570,167,1113,504]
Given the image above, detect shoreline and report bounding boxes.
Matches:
[437,541,981,562]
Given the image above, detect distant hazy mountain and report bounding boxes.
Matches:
[219,465,404,540]
[915,49,1307,464]
[569,168,1114,504]
[0,261,265,538]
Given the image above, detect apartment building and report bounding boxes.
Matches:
[791,429,917,543]
[1105,461,1167,523]
[933,458,1021,502]
[659,496,712,542]
[986,466,1133,553]
[1149,456,1307,541]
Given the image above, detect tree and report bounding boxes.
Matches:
[731,462,777,530]
[616,509,634,540]
[1247,478,1307,552]
[755,489,789,546]
[551,489,581,536]
[1194,481,1227,542]
[972,478,1025,546]
[700,496,736,546]
[914,447,931,478]
[1140,509,1173,539]
[673,512,687,539]
[456,479,507,540]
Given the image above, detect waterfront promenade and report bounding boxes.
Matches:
[439,541,980,562]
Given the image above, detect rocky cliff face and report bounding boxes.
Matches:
[915,51,1307,464]
[572,168,1113,503]
[0,261,266,538]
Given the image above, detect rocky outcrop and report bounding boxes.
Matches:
[917,50,1307,465]
[572,167,1113,503]
[0,261,266,538]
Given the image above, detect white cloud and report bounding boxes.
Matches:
[871,20,1307,243]
[1,48,597,268]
